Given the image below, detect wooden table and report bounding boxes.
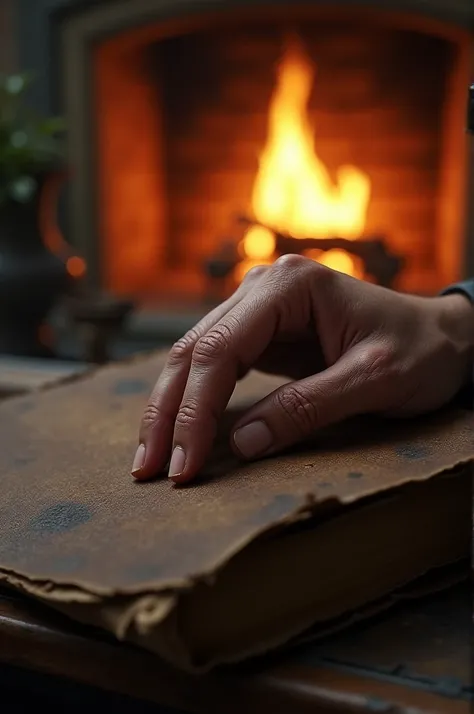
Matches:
[0,584,471,713]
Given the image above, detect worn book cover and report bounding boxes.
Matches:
[0,351,472,671]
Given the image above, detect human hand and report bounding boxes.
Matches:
[132,255,474,484]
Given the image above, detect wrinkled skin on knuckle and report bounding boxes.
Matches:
[141,402,161,430]
[245,264,268,282]
[272,253,327,283]
[272,253,310,272]
[174,401,200,430]
[274,384,320,435]
[168,329,201,366]
[193,319,239,366]
[193,332,228,366]
[356,341,402,390]
[262,255,320,330]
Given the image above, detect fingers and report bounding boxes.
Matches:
[231,341,395,460]
[132,267,267,480]
[167,256,317,484]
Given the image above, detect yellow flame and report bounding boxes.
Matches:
[240,37,371,278]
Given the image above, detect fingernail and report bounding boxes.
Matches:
[168,446,186,479]
[131,443,146,475]
[233,421,273,459]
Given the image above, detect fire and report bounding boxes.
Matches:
[238,37,371,280]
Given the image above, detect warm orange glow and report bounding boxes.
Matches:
[38,170,88,282]
[239,36,371,278]
[317,249,362,276]
[241,225,276,260]
[66,256,87,279]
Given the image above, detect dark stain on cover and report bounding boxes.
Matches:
[29,502,92,534]
[347,471,364,480]
[112,379,150,396]
[395,444,429,461]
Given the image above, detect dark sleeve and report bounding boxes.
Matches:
[439,279,474,409]
[440,279,474,304]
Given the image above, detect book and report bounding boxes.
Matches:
[0,351,472,671]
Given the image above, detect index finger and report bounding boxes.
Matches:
[133,274,260,480]
[168,255,313,483]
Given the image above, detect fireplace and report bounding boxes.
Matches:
[47,0,473,303]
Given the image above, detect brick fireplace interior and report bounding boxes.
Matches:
[59,5,473,304]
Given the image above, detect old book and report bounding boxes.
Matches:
[0,351,472,671]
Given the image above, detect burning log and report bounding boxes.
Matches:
[203,217,405,292]
[238,216,404,289]
[276,233,404,288]
[202,239,241,303]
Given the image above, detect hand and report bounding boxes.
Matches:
[132,255,474,484]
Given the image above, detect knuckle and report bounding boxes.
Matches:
[274,384,320,435]
[193,320,238,365]
[271,254,322,294]
[302,258,336,294]
[359,342,399,382]
[312,260,336,285]
[174,400,200,430]
[273,253,310,272]
[141,402,161,430]
[244,264,268,281]
[193,332,227,365]
[168,329,201,365]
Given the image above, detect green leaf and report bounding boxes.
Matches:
[0,73,65,190]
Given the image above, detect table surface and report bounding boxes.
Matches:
[0,583,471,714]
[0,356,88,397]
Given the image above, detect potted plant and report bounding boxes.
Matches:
[0,73,71,356]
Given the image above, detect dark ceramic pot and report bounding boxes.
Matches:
[0,173,69,356]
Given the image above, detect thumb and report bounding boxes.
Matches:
[231,343,393,460]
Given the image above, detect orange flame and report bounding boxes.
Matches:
[238,37,371,280]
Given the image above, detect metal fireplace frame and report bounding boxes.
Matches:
[15,0,474,290]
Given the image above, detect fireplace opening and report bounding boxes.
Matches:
[87,9,471,304]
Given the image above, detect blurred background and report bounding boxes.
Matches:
[0,0,472,395]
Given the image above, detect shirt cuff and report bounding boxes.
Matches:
[440,280,474,408]
[439,279,474,304]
